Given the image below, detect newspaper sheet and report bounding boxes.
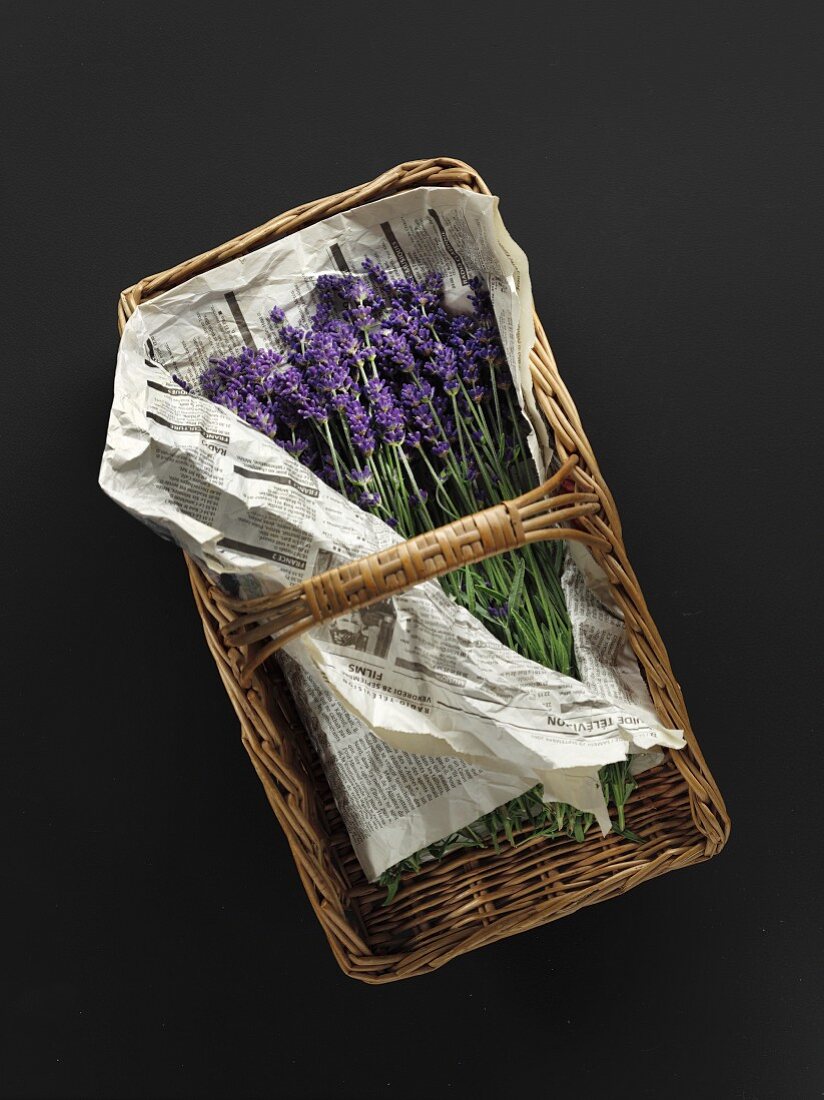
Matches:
[100,186,683,878]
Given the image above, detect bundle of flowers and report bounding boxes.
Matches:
[186,261,639,900]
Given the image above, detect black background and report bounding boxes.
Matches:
[2,3,822,1098]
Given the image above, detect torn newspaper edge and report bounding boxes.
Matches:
[100,186,683,879]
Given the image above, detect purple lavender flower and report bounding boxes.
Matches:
[297,387,330,424]
[347,466,373,485]
[361,256,390,285]
[304,331,353,393]
[373,330,416,374]
[364,378,405,445]
[317,454,341,488]
[409,402,441,448]
[399,380,434,407]
[340,395,376,456]
[283,437,310,459]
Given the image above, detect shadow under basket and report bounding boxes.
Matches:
[118,156,730,983]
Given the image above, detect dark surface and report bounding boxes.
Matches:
[2,3,822,1098]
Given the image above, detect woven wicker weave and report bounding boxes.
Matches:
[117,157,730,983]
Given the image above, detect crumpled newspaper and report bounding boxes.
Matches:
[100,185,683,878]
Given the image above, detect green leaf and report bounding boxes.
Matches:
[464,566,476,614]
[508,557,526,615]
[384,878,401,906]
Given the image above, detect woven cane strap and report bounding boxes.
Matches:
[302,499,524,623]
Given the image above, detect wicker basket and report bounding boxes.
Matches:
[117,157,730,983]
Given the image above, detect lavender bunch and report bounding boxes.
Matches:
[196,262,638,898]
[200,263,575,670]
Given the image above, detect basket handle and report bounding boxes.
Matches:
[215,455,607,685]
